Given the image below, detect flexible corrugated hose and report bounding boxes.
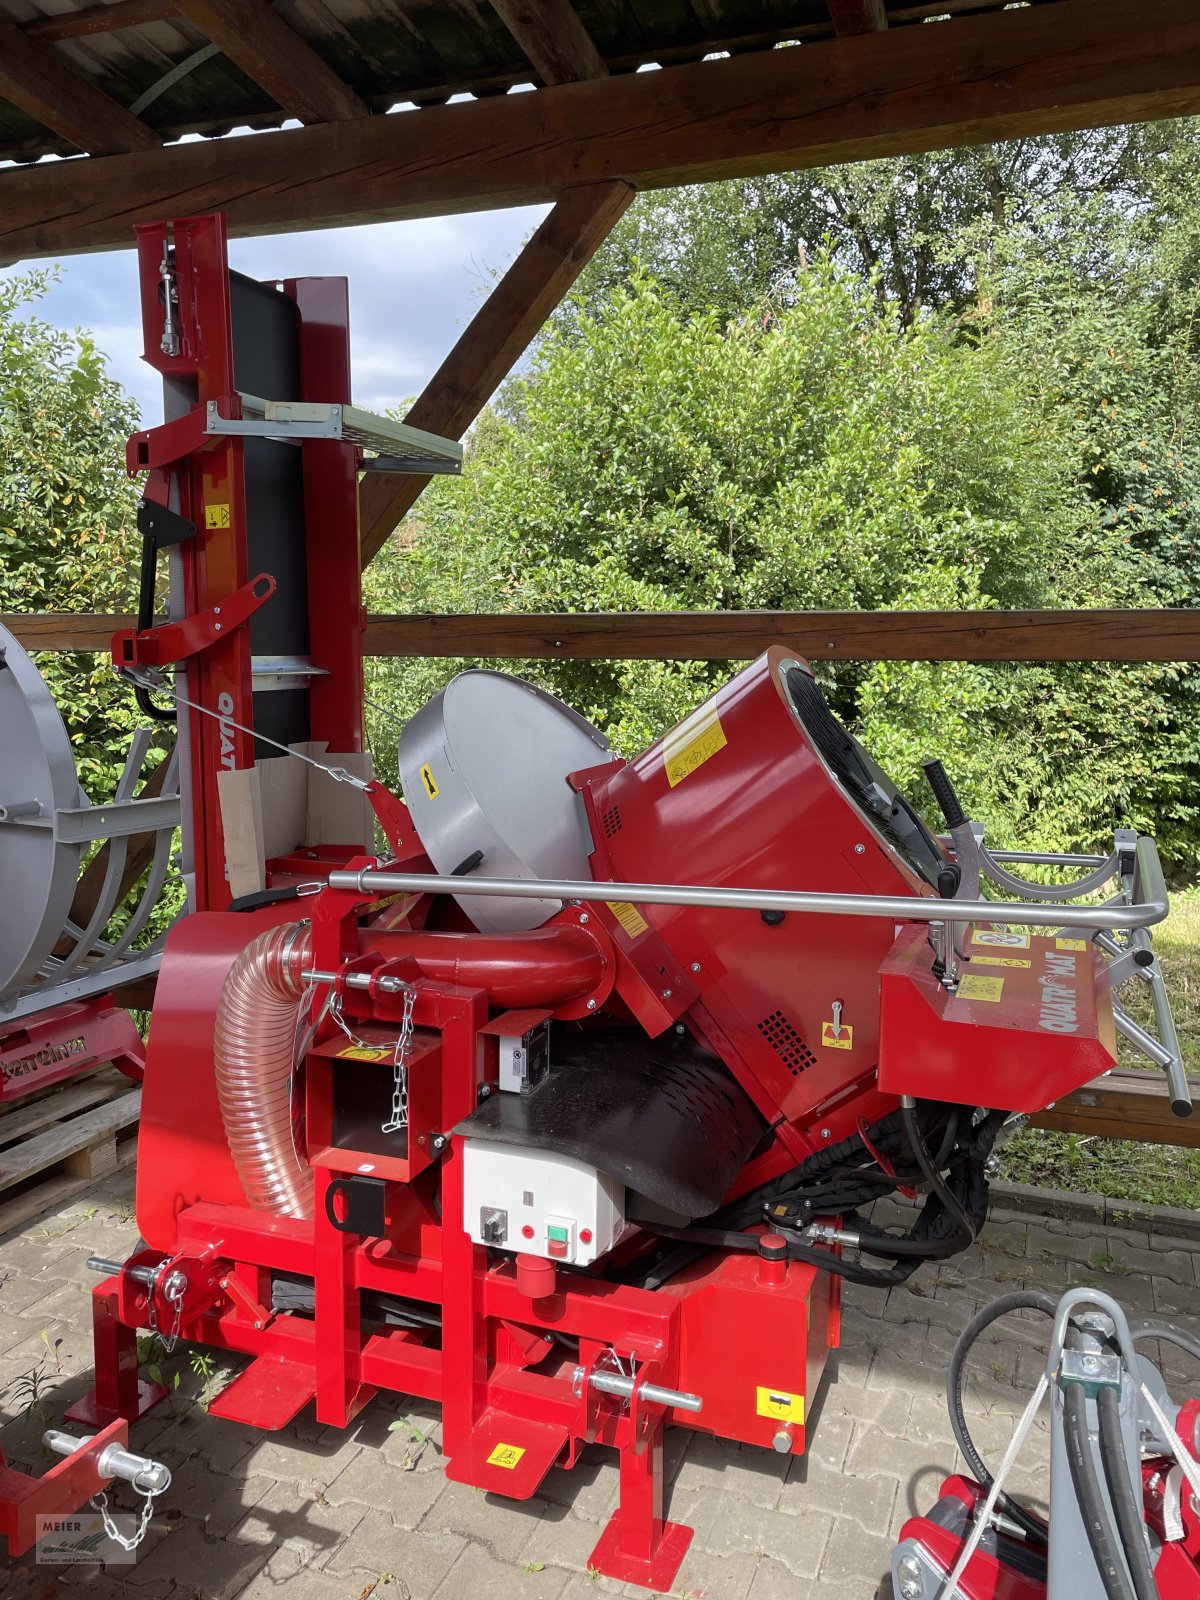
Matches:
[214,921,313,1220]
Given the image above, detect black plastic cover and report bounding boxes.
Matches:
[455,1023,767,1219]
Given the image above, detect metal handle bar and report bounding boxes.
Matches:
[327,835,1168,934]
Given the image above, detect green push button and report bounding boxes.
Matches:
[547,1225,569,1242]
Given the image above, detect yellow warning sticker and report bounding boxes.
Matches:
[419,764,440,800]
[204,502,232,530]
[756,1387,804,1424]
[663,708,727,788]
[606,901,650,940]
[957,974,1005,1002]
[486,1443,526,1470]
[970,930,1030,950]
[1055,938,1087,951]
[821,1022,853,1050]
[336,1045,390,1062]
[970,956,1031,970]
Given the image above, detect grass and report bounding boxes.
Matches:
[998,885,1200,1210]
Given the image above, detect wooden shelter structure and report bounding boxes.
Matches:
[1,0,1199,1139]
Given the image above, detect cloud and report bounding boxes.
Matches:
[2,207,552,424]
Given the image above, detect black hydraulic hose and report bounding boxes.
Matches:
[1096,1386,1159,1600]
[1064,1381,1138,1600]
[947,1291,1055,1545]
[901,1097,976,1243]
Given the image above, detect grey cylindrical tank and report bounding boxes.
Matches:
[397,670,616,932]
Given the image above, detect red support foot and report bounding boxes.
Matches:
[588,1425,692,1591]
[63,1282,166,1428]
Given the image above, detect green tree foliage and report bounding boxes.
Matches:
[0,272,153,799]
[367,123,1200,869]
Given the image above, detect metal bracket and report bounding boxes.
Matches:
[112,572,275,670]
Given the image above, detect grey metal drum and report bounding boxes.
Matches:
[0,624,85,995]
[397,670,617,932]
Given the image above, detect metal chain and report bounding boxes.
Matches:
[92,1467,172,1553]
[328,990,372,1051]
[381,985,416,1134]
[158,1271,186,1355]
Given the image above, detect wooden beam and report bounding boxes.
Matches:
[175,0,369,122]
[361,609,1200,663]
[489,0,608,85]
[1,614,133,651]
[0,16,160,156]
[6,0,1200,259]
[23,0,179,43]
[827,0,889,34]
[7,609,1200,663]
[1033,1070,1200,1148]
[358,180,634,564]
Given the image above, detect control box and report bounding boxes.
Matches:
[461,1139,625,1267]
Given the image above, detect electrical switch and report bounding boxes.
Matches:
[545,1220,574,1261]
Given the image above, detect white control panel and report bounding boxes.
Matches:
[461,1139,625,1267]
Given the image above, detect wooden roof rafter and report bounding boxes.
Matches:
[488,0,609,86]
[174,0,370,123]
[0,13,160,154]
[826,0,888,33]
[4,0,1199,264]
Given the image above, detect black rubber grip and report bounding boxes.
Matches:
[922,759,967,830]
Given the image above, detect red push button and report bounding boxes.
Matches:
[547,1238,568,1259]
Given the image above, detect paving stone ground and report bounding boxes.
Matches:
[1,1170,1196,1600]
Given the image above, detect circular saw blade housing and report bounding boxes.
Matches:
[398,670,617,932]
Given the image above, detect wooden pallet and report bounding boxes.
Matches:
[0,1067,140,1237]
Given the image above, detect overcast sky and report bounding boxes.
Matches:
[3,205,552,425]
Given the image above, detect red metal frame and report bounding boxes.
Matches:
[898,1459,1200,1599]
[0,997,144,1102]
[68,212,1130,1590]
[122,215,365,913]
[0,1420,132,1559]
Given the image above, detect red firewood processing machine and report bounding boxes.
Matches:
[22,213,1197,1592]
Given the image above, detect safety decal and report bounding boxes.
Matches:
[336,1045,390,1062]
[419,763,440,799]
[486,1444,526,1469]
[970,930,1030,950]
[957,974,1005,1002]
[969,956,1031,970]
[606,901,650,940]
[820,1022,853,1049]
[204,503,232,530]
[756,1387,804,1423]
[663,708,727,788]
[1055,938,1087,951]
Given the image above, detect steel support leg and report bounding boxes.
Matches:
[588,1421,692,1589]
[64,1281,165,1428]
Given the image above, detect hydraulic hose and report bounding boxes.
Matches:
[1096,1385,1159,1600]
[900,1096,977,1243]
[947,1291,1055,1544]
[214,921,313,1220]
[1064,1381,1137,1600]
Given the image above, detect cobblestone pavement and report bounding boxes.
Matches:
[1,1171,1196,1600]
